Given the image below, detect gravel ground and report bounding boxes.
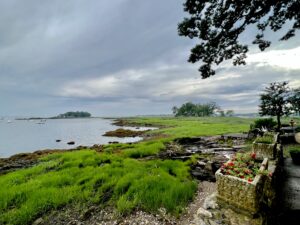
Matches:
[34,181,216,225]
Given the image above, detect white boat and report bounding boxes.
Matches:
[7,120,12,123]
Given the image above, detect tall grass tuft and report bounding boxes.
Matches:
[0,150,196,225]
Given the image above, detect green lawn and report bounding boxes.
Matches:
[0,116,256,225]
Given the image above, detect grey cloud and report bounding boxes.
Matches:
[0,0,299,117]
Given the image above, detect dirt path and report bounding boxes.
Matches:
[178,181,216,225]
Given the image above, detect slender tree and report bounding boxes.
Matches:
[259,82,291,130]
[178,0,300,78]
[226,110,234,117]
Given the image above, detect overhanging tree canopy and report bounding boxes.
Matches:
[178,0,300,78]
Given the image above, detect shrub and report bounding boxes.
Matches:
[250,118,277,130]
[289,147,300,164]
[289,147,300,154]
[255,135,274,144]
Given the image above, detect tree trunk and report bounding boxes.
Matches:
[277,114,281,131]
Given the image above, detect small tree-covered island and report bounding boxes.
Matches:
[53,111,92,119]
[1,1,300,225]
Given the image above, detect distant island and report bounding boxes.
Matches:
[52,111,91,119]
[16,111,92,120]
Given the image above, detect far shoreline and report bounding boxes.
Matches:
[15,116,107,120]
[0,118,160,174]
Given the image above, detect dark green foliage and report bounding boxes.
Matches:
[289,147,300,154]
[259,82,291,130]
[289,146,300,164]
[225,110,234,117]
[255,135,274,144]
[251,118,277,130]
[178,0,300,78]
[55,111,91,118]
[172,102,219,117]
[218,110,234,117]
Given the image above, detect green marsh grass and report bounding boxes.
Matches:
[124,117,253,138]
[0,150,196,224]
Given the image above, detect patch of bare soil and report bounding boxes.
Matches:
[111,119,161,128]
[103,128,148,137]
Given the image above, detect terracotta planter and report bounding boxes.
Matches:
[215,158,268,214]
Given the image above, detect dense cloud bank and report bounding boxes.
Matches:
[0,0,299,116]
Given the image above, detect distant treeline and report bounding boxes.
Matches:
[172,102,218,117]
[172,102,234,117]
[54,111,91,118]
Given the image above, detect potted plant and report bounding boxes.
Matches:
[289,147,300,164]
[215,153,269,214]
[252,134,277,159]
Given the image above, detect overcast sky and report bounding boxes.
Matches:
[1,0,299,117]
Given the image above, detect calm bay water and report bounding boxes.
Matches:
[0,118,149,158]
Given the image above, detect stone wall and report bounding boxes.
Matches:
[252,142,276,159]
[213,133,282,222]
[215,158,268,215]
[252,133,279,160]
[262,144,283,210]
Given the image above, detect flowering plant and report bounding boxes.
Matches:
[220,152,268,183]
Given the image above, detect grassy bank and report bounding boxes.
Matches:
[0,117,254,224]
[126,117,253,138]
[0,150,197,224]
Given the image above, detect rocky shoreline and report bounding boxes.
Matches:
[0,145,104,175]
[111,119,163,128]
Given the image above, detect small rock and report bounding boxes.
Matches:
[67,141,75,145]
[203,193,218,210]
[204,161,213,171]
[32,218,43,225]
[208,219,219,225]
[80,206,97,220]
[67,220,82,225]
[198,161,207,167]
[193,216,207,225]
[197,207,212,218]
[56,139,61,142]
[191,168,215,182]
